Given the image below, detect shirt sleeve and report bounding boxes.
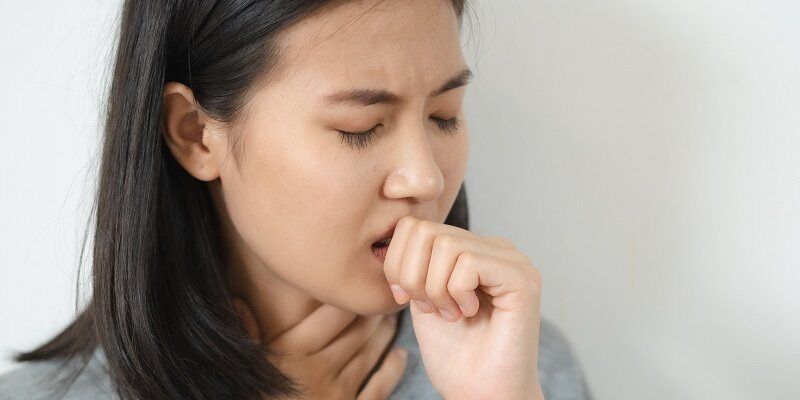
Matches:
[537,317,594,400]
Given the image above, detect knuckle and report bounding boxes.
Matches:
[433,233,459,254]
[398,215,419,236]
[489,235,516,249]
[398,274,423,296]
[521,253,534,266]
[457,250,478,267]
[398,214,417,228]
[508,251,533,267]
[446,277,461,294]
[447,251,476,291]
[424,279,449,303]
[412,219,436,239]
[529,265,542,284]
[525,266,543,293]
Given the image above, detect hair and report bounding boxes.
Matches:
[14,1,473,399]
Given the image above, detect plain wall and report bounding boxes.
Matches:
[2,1,798,399]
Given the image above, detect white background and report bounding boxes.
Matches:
[1,1,798,399]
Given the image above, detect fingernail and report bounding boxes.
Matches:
[439,308,457,322]
[412,300,435,313]
[390,284,410,304]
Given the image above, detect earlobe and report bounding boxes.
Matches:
[161,81,221,182]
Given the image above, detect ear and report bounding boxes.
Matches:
[161,81,222,181]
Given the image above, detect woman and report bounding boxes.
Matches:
[0,0,592,399]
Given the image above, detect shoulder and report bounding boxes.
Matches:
[0,350,116,400]
[538,317,594,400]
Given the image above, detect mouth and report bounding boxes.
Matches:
[370,221,397,265]
[371,232,393,249]
[370,220,398,250]
[371,233,392,264]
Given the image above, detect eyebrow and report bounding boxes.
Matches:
[323,66,473,106]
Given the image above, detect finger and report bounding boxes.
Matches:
[427,234,530,321]
[231,297,261,343]
[340,312,399,382]
[317,315,386,370]
[485,235,518,250]
[267,303,359,354]
[448,251,539,316]
[383,216,417,304]
[397,219,438,313]
[396,219,485,314]
[355,347,408,400]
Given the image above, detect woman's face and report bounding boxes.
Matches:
[210,0,470,315]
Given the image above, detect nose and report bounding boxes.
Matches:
[382,124,445,203]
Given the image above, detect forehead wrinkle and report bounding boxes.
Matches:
[321,66,471,107]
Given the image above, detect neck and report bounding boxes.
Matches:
[224,241,323,343]
[209,182,322,344]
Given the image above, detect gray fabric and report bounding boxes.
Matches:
[0,306,592,399]
[388,307,593,400]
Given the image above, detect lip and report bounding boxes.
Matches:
[370,217,402,247]
[372,245,389,264]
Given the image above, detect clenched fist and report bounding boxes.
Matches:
[383,215,545,400]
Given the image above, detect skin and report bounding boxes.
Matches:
[161,0,544,398]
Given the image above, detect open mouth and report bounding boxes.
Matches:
[371,235,392,263]
[371,235,392,248]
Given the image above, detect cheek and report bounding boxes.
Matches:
[218,124,393,305]
[435,132,470,220]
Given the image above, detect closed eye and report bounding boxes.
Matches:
[337,115,462,151]
[431,116,459,134]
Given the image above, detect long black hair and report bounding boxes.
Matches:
[14,1,472,399]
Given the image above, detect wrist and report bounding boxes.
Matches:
[442,384,544,400]
[504,381,545,400]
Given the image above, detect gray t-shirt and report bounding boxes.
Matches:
[0,306,593,399]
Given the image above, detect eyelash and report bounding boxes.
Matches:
[337,117,460,151]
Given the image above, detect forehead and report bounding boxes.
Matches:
[269,0,465,99]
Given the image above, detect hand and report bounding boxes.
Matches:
[232,299,407,400]
[383,215,545,400]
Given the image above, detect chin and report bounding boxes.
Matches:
[340,286,408,316]
[322,252,409,315]
[358,301,408,317]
